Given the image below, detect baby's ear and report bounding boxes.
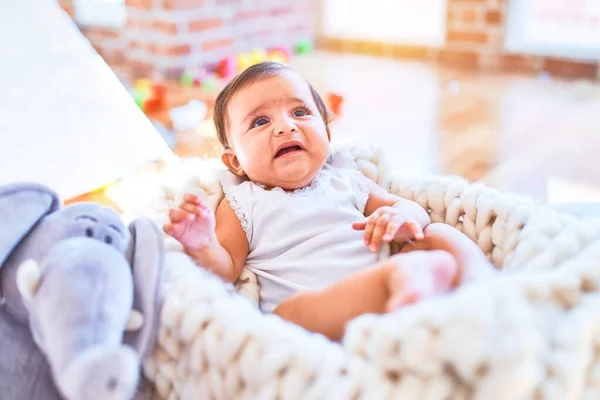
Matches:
[221,149,245,176]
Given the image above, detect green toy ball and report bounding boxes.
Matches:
[180,70,194,87]
[294,39,313,55]
[132,88,148,109]
[202,76,219,93]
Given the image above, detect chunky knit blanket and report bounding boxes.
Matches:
[134,143,600,399]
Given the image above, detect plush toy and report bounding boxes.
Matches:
[0,182,164,400]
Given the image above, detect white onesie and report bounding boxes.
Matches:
[220,153,390,313]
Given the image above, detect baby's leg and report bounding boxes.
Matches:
[272,250,457,342]
[400,223,497,286]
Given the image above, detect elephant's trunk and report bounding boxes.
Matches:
[59,344,139,400]
[28,238,139,400]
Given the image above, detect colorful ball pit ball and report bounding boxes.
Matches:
[250,48,268,65]
[267,49,289,64]
[130,80,166,113]
[216,56,236,79]
[180,70,195,88]
[201,75,220,93]
[193,69,208,86]
[294,39,313,55]
[236,53,254,73]
[270,46,293,59]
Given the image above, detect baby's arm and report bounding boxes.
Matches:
[353,178,431,251]
[363,179,430,228]
[164,195,248,283]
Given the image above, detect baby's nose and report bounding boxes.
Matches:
[276,118,298,135]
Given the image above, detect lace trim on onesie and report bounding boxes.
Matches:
[220,171,252,243]
[252,169,325,196]
[351,170,371,214]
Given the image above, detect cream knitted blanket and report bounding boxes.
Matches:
[134,143,600,400]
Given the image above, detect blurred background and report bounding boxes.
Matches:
[3,0,600,212]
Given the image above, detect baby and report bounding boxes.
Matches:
[164,61,493,341]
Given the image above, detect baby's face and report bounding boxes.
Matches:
[224,71,330,190]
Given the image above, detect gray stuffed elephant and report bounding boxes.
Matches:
[0,183,164,400]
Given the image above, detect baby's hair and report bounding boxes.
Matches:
[213,61,331,149]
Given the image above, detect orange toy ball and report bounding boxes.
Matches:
[327,92,344,117]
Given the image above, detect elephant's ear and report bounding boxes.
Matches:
[123,217,164,359]
[0,183,59,266]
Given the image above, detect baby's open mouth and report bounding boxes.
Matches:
[275,144,303,158]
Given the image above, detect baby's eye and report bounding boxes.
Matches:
[252,117,269,128]
[293,108,308,117]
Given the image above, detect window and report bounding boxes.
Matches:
[321,0,448,47]
[505,0,600,60]
[73,0,126,28]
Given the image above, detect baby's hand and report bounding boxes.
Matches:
[352,206,424,252]
[163,194,216,250]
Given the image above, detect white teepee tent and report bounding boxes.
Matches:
[0,0,173,199]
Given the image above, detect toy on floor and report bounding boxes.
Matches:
[178,43,303,91]
[216,56,236,80]
[169,99,208,132]
[327,91,344,117]
[131,79,166,114]
[294,38,313,55]
[0,182,165,400]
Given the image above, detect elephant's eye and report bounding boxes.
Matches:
[104,235,113,244]
[85,228,94,237]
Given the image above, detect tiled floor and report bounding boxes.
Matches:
[291,51,600,205]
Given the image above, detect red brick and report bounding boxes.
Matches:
[500,54,537,73]
[127,17,151,30]
[128,60,154,78]
[542,58,598,79]
[392,45,429,60]
[128,40,157,53]
[154,44,191,56]
[125,0,153,10]
[437,49,479,69]
[103,50,126,64]
[270,6,293,16]
[83,27,121,39]
[202,38,233,51]
[462,10,478,23]
[235,10,262,21]
[153,20,178,34]
[446,9,456,22]
[485,10,502,25]
[446,29,488,44]
[164,0,206,10]
[188,18,223,32]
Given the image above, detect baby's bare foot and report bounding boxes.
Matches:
[385,250,458,312]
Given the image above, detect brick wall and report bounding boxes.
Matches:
[127,0,314,77]
[442,0,508,70]
[443,0,600,79]
[319,0,600,80]
[58,0,316,77]
[58,0,126,64]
